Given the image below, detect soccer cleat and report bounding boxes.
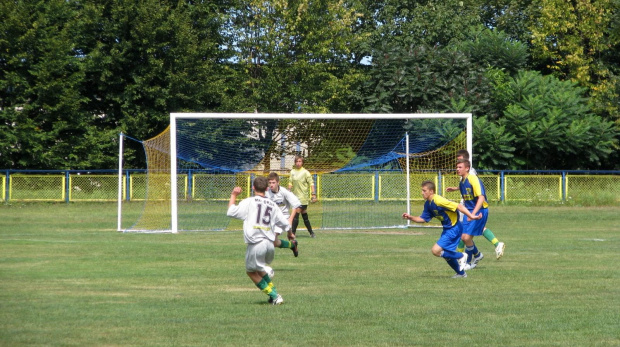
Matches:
[457,252,468,272]
[291,240,299,257]
[472,253,484,267]
[451,272,468,278]
[309,232,316,238]
[464,263,475,271]
[495,242,505,259]
[272,294,284,305]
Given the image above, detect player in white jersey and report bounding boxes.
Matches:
[267,172,301,257]
[446,149,505,260]
[227,176,292,305]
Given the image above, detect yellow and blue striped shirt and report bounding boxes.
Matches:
[459,174,489,211]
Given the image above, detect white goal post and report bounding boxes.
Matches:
[167,113,472,233]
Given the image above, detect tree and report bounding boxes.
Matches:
[361,0,482,48]
[356,43,490,115]
[76,0,227,144]
[495,71,617,169]
[220,0,366,113]
[529,0,619,118]
[0,0,102,169]
[456,27,529,75]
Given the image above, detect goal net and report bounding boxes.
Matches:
[119,113,471,233]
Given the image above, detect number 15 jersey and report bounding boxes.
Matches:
[227,195,291,244]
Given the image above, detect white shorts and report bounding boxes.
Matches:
[245,239,275,273]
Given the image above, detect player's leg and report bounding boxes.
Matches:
[456,210,466,252]
[293,207,308,235]
[274,239,299,257]
[292,214,300,234]
[246,241,282,304]
[273,226,299,257]
[434,225,467,277]
[301,212,315,237]
[461,218,478,265]
[464,210,488,269]
[483,227,505,259]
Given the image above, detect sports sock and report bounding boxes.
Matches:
[278,239,291,248]
[456,240,465,252]
[256,278,277,299]
[292,215,300,234]
[483,228,499,246]
[445,258,463,274]
[465,245,474,263]
[302,213,313,233]
[440,250,463,259]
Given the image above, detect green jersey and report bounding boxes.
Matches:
[289,167,314,205]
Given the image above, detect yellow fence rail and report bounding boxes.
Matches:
[2,171,619,203]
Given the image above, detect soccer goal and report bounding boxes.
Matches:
[118,113,472,233]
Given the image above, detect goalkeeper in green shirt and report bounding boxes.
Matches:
[288,156,317,238]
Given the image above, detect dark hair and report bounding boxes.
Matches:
[253,176,269,193]
[267,172,280,182]
[421,180,435,192]
[456,158,471,168]
[456,149,470,160]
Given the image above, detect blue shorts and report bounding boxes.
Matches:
[437,223,463,252]
[462,208,488,236]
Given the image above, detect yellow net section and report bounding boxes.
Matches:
[130,126,172,231]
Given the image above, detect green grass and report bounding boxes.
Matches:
[1,203,619,346]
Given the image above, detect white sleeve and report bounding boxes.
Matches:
[226,199,248,220]
[282,187,302,209]
[470,167,478,176]
[273,207,290,233]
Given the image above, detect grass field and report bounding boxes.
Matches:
[1,203,619,346]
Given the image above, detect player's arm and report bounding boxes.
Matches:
[306,172,317,202]
[228,187,241,207]
[457,203,481,221]
[402,213,427,224]
[283,188,302,222]
[469,177,485,215]
[471,194,485,216]
[445,186,459,192]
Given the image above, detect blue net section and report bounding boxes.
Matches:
[175,117,466,173]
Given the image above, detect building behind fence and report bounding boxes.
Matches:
[3,169,620,204]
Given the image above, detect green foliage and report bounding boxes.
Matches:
[457,27,528,75]
[219,0,367,113]
[362,0,482,47]
[494,71,618,169]
[358,43,490,114]
[473,116,516,169]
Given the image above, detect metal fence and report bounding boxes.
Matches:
[2,169,620,203]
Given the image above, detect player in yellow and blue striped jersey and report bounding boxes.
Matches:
[446,150,505,260]
[403,180,481,278]
[456,158,489,270]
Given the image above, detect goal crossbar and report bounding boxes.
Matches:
[168,113,472,233]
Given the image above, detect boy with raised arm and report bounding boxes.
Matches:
[226,176,292,305]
